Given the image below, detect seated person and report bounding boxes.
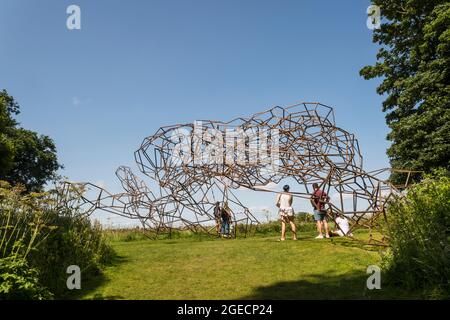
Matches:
[331,213,353,237]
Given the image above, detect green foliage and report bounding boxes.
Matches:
[0,90,61,191]
[250,213,317,236]
[0,181,114,299]
[382,171,450,298]
[0,256,52,300]
[360,1,450,182]
[0,91,19,177]
[3,129,60,192]
[0,181,54,260]
[30,217,115,298]
[103,228,147,242]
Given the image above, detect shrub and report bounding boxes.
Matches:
[382,171,450,298]
[0,255,52,300]
[29,216,114,298]
[0,181,114,299]
[0,181,54,260]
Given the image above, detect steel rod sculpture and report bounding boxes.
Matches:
[58,102,415,243]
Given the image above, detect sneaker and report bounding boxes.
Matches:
[315,234,324,239]
[325,234,330,239]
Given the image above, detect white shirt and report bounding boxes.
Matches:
[277,193,292,209]
[335,216,350,235]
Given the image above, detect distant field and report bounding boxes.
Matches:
[73,230,421,300]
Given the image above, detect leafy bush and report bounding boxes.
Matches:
[0,255,52,300]
[382,171,450,298]
[0,181,114,299]
[0,181,54,260]
[29,217,115,298]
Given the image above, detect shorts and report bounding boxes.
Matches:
[279,207,294,220]
[313,210,327,221]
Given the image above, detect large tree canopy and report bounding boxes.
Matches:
[0,91,19,177]
[360,0,450,182]
[0,90,61,191]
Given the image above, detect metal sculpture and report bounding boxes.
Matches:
[58,102,415,243]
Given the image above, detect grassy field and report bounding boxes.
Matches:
[73,230,422,300]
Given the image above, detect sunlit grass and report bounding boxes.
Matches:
[74,230,421,300]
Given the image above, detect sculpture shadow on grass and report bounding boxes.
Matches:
[239,271,417,300]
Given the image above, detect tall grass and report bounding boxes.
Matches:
[382,171,450,298]
[0,181,55,299]
[0,182,54,261]
[0,181,114,299]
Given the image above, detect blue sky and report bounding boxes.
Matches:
[0,0,388,225]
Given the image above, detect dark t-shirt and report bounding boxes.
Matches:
[221,208,230,221]
[213,206,221,219]
[312,189,327,210]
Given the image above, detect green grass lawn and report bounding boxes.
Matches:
[74,231,421,300]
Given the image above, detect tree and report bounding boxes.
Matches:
[0,90,61,191]
[0,91,19,177]
[360,0,450,183]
